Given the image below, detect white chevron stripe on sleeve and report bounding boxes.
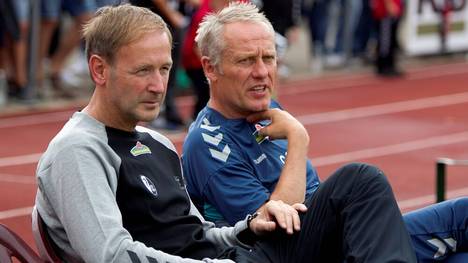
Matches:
[427,238,457,259]
[202,133,223,146]
[209,145,231,162]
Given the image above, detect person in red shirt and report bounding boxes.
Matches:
[371,0,404,77]
[182,0,247,119]
[182,0,214,119]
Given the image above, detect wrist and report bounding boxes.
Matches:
[288,127,310,147]
[288,122,308,136]
[247,212,259,230]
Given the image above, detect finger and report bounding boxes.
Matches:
[255,220,276,234]
[285,208,293,234]
[257,125,270,137]
[292,209,301,232]
[292,203,308,213]
[262,221,277,232]
[285,204,301,234]
[269,202,287,230]
[274,204,296,234]
[275,209,287,230]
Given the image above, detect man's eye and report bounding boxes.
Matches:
[136,68,150,75]
[161,66,171,75]
[239,58,254,65]
[264,56,276,63]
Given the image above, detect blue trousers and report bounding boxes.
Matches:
[404,198,468,262]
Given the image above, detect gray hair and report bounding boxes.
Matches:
[195,1,275,67]
[82,4,172,65]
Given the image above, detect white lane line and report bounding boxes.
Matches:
[313,131,468,167]
[409,61,468,71]
[0,135,185,169]
[0,206,33,220]
[0,153,43,168]
[297,91,468,125]
[1,187,467,220]
[0,111,74,129]
[2,63,467,128]
[171,63,468,104]
[4,90,464,132]
[408,67,468,81]
[288,61,468,86]
[179,92,468,144]
[398,187,468,210]
[2,131,468,169]
[1,91,467,168]
[0,173,36,184]
[281,67,468,95]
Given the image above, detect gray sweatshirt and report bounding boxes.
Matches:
[35,112,250,263]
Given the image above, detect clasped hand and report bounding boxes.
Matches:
[249,200,307,236]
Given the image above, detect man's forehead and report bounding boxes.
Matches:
[224,40,276,55]
[225,22,272,37]
[224,24,274,44]
[121,31,170,50]
[113,36,171,64]
[229,47,275,56]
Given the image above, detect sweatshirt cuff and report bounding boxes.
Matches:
[233,215,257,247]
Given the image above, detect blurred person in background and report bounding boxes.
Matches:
[2,0,119,102]
[351,0,376,65]
[332,0,363,67]
[0,0,19,104]
[51,0,121,90]
[254,0,301,79]
[302,0,330,74]
[38,0,98,99]
[182,0,233,120]
[371,0,405,77]
[0,0,30,102]
[304,0,365,73]
[3,0,29,100]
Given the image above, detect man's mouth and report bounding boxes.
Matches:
[142,98,162,107]
[251,85,267,93]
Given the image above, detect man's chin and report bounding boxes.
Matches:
[251,102,270,112]
[139,110,159,123]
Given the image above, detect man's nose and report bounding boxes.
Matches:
[148,72,166,93]
[252,59,269,78]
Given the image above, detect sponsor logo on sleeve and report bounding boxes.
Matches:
[130,141,152,156]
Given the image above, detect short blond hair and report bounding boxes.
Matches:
[82,4,172,64]
[195,1,275,66]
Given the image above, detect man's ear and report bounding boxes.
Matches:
[89,54,108,86]
[201,56,218,83]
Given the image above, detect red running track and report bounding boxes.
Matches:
[1,60,468,252]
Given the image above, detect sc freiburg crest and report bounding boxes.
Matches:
[140,175,158,197]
